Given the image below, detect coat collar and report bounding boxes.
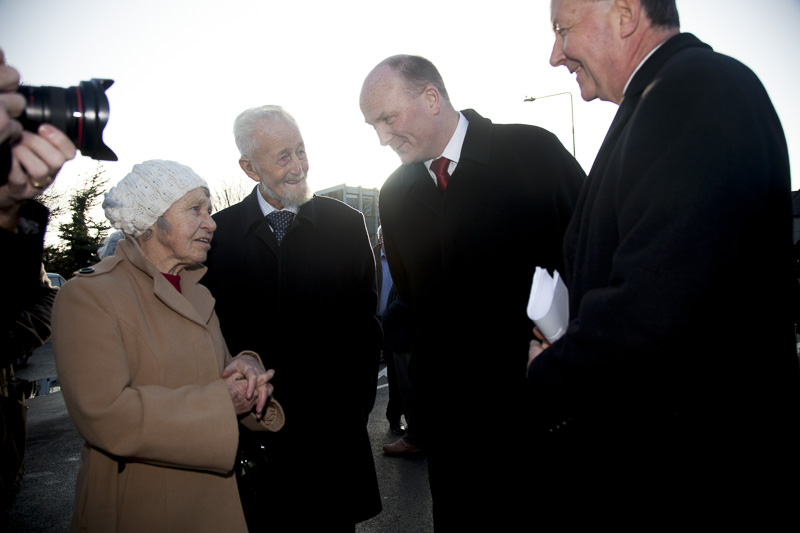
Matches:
[624,33,711,100]
[115,237,214,327]
[459,109,492,167]
[601,34,711,155]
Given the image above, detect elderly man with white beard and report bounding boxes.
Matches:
[203,105,382,532]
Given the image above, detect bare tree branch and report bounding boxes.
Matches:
[212,178,251,210]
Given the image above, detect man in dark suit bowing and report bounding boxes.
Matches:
[360,54,585,530]
[203,105,382,532]
[527,0,800,528]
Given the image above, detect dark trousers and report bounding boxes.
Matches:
[384,347,403,425]
[392,351,422,445]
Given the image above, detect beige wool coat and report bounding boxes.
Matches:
[52,238,284,532]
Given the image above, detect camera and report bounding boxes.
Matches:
[17,78,117,162]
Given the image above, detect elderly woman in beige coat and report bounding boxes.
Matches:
[52,160,284,532]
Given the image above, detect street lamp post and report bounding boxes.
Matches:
[524,91,575,157]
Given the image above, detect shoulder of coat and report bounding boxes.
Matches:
[74,256,124,277]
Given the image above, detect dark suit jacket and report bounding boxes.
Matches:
[378,109,585,527]
[527,33,800,524]
[203,189,382,526]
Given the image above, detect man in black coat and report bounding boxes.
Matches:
[360,55,585,530]
[528,0,800,527]
[203,105,382,532]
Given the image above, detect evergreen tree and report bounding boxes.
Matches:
[42,167,110,278]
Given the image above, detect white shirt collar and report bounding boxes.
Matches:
[424,111,469,184]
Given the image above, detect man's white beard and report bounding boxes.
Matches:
[260,172,313,207]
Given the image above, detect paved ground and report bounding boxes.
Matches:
[8,343,433,532]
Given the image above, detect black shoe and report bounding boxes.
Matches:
[389,421,406,435]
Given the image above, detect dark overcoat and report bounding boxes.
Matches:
[379,109,585,529]
[203,191,382,529]
[527,33,800,526]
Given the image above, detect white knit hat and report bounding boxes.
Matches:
[103,160,208,237]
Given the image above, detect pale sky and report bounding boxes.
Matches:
[2,0,799,203]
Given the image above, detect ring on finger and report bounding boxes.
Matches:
[31,176,53,188]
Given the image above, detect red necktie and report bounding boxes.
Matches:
[430,157,451,192]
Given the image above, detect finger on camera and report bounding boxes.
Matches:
[4,158,42,201]
[0,57,21,93]
[38,124,77,159]
[9,143,48,187]
[0,111,22,145]
[12,137,58,183]
[0,92,25,118]
[14,129,74,178]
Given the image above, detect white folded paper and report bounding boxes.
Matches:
[526,267,569,343]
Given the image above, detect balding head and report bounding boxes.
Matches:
[360,55,459,165]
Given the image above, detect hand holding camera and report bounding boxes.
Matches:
[0,53,25,146]
[1,46,115,230]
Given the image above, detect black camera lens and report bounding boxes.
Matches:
[17,78,117,161]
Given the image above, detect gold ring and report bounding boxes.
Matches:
[31,176,53,188]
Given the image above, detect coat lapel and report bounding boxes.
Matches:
[294,195,319,233]
[116,238,213,327]
[179,266,215,325]
[402,163,441,216]
[238,187,279,257]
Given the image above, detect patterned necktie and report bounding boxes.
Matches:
[266,210,295,245]
[430,157,451,192]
